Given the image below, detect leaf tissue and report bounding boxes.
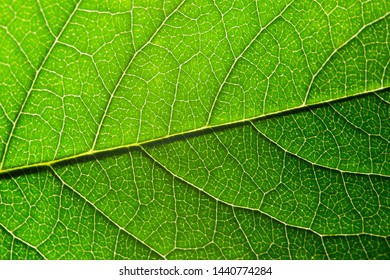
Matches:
[0,0,389,259]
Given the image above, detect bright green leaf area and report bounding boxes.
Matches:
[0,0,389,260]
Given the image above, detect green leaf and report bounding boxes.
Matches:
[0,0,389,259]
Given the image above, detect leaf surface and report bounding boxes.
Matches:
[0,0,389,259]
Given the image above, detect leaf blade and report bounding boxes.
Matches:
[1,0,389,259]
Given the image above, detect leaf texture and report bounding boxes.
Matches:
[0,0,389,259]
